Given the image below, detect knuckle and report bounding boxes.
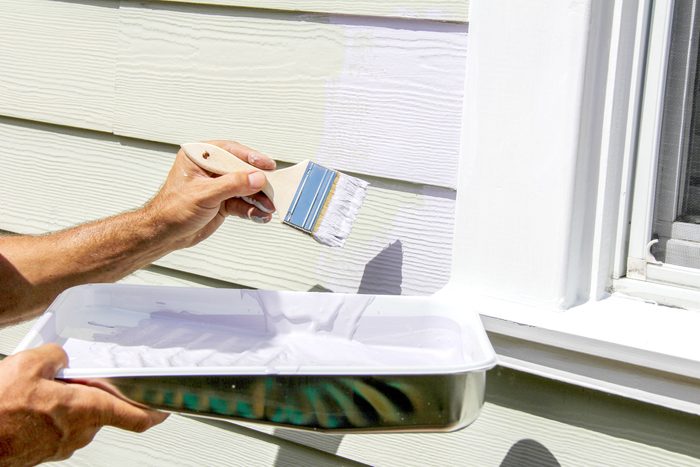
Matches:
[43,342,64,353]
[43,392,70,416]
[8,351,33,368]
[48,344,69,362]
[131,416,152,433]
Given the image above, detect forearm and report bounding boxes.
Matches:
[0,206,177,324]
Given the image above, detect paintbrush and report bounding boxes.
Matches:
[181,142,368,247]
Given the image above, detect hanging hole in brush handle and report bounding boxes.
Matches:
[181,142,275,200]
[181,142,258,175]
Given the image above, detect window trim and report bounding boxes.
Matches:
[451,0,700,415]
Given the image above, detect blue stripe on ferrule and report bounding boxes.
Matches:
[284,162,336,233]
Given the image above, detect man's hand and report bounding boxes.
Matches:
[146,140,277,249]
[0,344,167,466]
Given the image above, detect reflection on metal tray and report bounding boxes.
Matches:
[104,372,485,433]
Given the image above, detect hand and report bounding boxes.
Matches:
[146,140,277,249]
[0,344,167,465]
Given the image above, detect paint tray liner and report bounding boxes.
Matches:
[14,284,497,433]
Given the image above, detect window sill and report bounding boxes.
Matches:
[439,287,700,415]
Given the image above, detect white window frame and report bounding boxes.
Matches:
[444,0,700,416]
[624,0,700,291]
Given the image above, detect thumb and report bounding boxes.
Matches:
[79,385,168,432]
[15,344,69,379]
[203,170,267,205]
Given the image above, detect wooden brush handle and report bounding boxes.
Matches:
[181,142,259,174]
[181,142,310,218]
[181,142,274,199]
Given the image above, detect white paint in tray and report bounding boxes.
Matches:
[14,285,497,378]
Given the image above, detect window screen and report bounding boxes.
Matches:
[652,0,700,268]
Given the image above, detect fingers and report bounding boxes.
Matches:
[241,192,275,214]
[76,385,168,433]
[202,170,268,206]
[223,198,273,223]
[67,378,152,410]
[208,140,276,170]
[12,344,69,379]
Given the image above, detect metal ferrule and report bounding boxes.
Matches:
[284,161,337,233]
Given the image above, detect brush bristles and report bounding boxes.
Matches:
[312,173,369,247]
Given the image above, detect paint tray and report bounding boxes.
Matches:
[14,284,497,433]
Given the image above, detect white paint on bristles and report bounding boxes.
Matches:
[313,173,369,247]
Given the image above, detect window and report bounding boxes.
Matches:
[653,0,700,268]
[626,0,700,291]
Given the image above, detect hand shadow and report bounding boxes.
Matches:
[500,439,561,467]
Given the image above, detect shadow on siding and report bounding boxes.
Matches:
[500,439,560,467]
[357,240,403,295]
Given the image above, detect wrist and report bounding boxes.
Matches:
[135,202,184,254]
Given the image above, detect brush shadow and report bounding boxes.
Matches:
[357,240,404,295]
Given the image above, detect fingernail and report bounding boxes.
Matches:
[248,152,272,165]
[248,171,266,188]
[241,195,275,214]
[251,215,270,224]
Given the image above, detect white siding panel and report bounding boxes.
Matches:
[0,119,454,294]
[160,0,469,22]
[115,2,468,188]
[0,0,117,132]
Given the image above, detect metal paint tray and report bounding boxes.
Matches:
[14,284,497,433]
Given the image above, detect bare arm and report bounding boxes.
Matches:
[0,140,276,325]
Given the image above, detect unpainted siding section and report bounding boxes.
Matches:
[160,0,470,22]
[0,0,117,131]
